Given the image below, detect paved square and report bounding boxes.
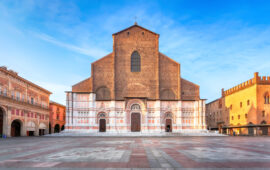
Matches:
[0,136,270,169]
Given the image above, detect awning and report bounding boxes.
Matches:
[39,123,47,129]
[26,121,36,131]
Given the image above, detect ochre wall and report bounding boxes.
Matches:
[113,26,159,100]
[225,84,257,126]
[257,84,270,124]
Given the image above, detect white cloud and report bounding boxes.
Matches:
[36,81,70,105]
[33,32,108,59]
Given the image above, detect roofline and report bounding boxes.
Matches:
[65,91,94,94]
[49,101,66,108]
[159,52,180,65]
[112,24,159,36]
[91,53,113,65]
[181,77,199,87]
[206,98,220,105]
[0,67,52,94]
[72,77,92,88]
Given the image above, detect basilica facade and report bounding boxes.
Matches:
[65,24,206,133]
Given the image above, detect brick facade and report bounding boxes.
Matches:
[49,101,66,133]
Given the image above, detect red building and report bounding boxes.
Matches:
[0,66,51,137]
[49,101,65,133]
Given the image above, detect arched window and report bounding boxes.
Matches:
[131,104,141,110]
[264,92,269,104]
[98,113,106,118]
[131,51,141,72]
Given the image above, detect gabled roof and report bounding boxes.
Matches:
[72,77,92,92]
[113,23,159,36]
[159,52,180,65]
[181,78,199,87]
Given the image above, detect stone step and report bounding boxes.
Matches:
[46,131,226,137]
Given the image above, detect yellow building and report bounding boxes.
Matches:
[206,72,270,136]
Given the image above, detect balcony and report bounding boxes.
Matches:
[0,90,49,110]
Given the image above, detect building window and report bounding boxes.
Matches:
[245,113,247,118]
[247,100,250,106]
[240,102,242,108]
[230,105,232,110]
[11,91,14,99]
[238,115,240,119]
[264,93,269,104]
[131,51,141,72]
[0,85,2,94]
[232,116,234,120]
[57,114,59,120]
[131,104,141,110]
[16,91,20,101]
[31,97,34,104]
[262,110,265,117]
[3,88,7,96]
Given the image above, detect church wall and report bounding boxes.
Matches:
[159,53,180,100]
[92,53,114,99]
[113,27,160,100]
[65,93,206,133]
[181,78,200,100]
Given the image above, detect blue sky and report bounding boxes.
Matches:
[1,0,270,105]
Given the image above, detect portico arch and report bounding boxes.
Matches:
[39,123,47,136]
[54,124,60,133]
[0,107,4,137]
[26,121,36,136]
[11,119,23,137]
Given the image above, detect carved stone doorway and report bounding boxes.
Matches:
[99,119,106,132]
[165,119,172,132]
[131,113,141,132]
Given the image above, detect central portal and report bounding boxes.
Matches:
[131,113,141,132]
[99,119,106,132]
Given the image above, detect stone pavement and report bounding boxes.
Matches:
[0,136,270,169]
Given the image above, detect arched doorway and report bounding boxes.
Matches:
[165,119,172,132]
[61,125,65,131]
[0,108,3,137]
[99,119,106,132]
[49,123,51,134]
[261,121,268,135]
[54,124,60,133]
[248,122,254,136]
[11,120,21,137]
[131,113,141,132]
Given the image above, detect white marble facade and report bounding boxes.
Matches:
[65,92,207,133]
